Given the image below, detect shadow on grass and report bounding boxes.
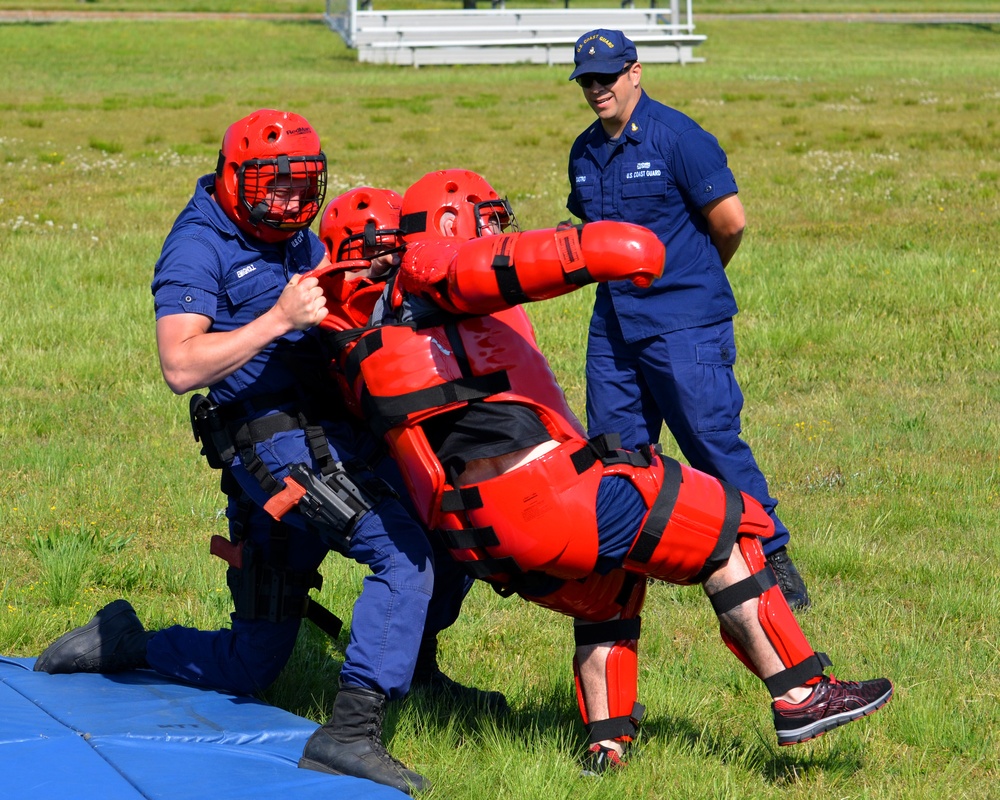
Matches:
[637,710,868,785]
[259,621,870,788]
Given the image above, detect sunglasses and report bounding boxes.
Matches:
[575,63,634,90]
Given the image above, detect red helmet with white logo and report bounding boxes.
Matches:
[319,187,405,263]
[214,109,327,243]
[400,169,517,242]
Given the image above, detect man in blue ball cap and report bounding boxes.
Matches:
[568,28,638,82]
[565,29,812,614]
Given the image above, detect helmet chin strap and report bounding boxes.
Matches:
[249,200,271,225]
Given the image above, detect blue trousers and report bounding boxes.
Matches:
[585,316,788,555]
[146,418,469,700]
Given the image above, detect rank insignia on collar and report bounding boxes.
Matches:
[631,122,639,132]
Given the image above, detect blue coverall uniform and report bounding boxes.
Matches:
[150,174,470,698]
[567,91,789,554]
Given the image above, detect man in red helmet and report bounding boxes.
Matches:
[310,172,893,774]
[32,112,496,796]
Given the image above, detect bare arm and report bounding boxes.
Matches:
[155,271,330,395]
[702,193,745,268]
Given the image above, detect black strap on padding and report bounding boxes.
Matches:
[437,526,500,550]
[691,480,746,583]
[343,327,384,388]
[491,253,529,306]
[461,555,521,579]
[318,326,366,358]
[554,224,592,287]
[574,616,642,646]
[570,442,599,474]
[364,371,512,437]
[584,702,646,743]
[399,210,427,235]
[707,567,778,616]
[615,573,643,608]
[570,433,652,475]
[763,652,832,698]
[440,486,484,512]
[443,320,473,379]
[625,458,684,564]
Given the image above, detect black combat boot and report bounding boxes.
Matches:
[298,685,430,795]
[767,547,811,611]
[411,635,509,714]
[34,599,154,674]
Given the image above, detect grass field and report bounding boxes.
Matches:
[1,5,998,799]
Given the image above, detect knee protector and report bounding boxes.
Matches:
[708,518,830,697]
[571,580,646,745]
[519,569,643,623]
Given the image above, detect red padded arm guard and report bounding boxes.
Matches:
[446,221,665,314]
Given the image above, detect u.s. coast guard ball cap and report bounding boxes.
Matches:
[569,29,638,81]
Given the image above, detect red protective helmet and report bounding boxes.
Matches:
[214,109,327,244]
[319,187,405,263]
[400,169,517,242]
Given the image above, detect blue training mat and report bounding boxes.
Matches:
[0,656,407,800]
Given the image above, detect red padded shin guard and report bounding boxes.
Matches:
[739,534,815,669]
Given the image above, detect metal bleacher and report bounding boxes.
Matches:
[323,0,706,67]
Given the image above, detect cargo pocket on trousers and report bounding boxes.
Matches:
[694,342,743,433]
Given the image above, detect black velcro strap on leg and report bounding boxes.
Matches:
[584,702,646,743]
[763,652,832,698]
[570,445,598,474]
[570,432,626,474]
[231,412,305,498]
[438,526,500,550]
[302,423,336,477]
[625,457,683,564]
[462,555,521,579]
[574,617,641,646]
[304,597,344,640]
[708,567,778,616]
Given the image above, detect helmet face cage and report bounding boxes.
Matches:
[474,198,518,237]
[237,153,327,232]
[320,186,405,265]
[335,221,405,262]
[215,109,327,242]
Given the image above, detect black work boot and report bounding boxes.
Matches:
[767,547,811,611]
[33,599,154,674]
[411,635,509,714]
[298,685,430,795]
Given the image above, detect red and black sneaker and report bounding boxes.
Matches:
[772,674,893,745]
[580,743,626,776]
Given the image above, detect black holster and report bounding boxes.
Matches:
[190,393,236,469]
